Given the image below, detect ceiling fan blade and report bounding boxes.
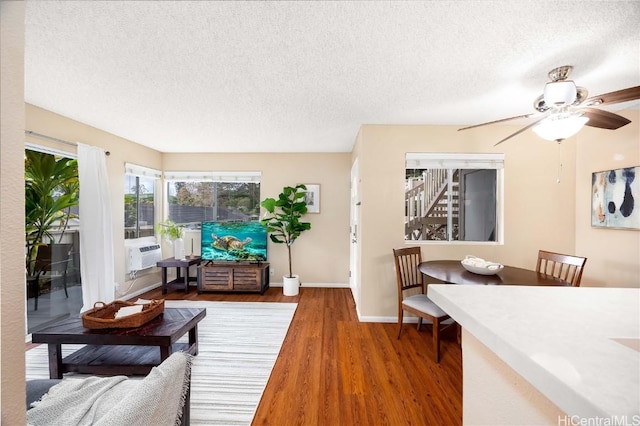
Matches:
[582,108,631,130]
[458,113,536,131]
[493,116,547,146]
[584,86,640,107]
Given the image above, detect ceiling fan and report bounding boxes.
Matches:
[459,65,640,146]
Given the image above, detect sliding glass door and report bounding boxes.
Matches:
[25,148,83,333]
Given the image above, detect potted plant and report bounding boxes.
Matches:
[260,184,311,296]
[156,219,186,259]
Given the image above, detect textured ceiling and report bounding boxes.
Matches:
[25,1,640,153]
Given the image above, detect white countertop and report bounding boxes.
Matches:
[428,285,640,418]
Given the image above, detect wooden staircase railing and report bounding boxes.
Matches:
[405,169,459,240]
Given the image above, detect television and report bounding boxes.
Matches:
[201,221,267,262]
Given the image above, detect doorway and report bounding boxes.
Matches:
[349,159,360,309]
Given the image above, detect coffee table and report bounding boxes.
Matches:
[31,307,206,379]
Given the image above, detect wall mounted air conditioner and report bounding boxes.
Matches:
[127,243,162,272]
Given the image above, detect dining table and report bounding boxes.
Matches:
[419,260,569,286]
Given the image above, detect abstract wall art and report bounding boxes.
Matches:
[591,166,639,230]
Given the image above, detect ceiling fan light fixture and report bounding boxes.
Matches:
[544,80,577,105]
[532,113,589,141]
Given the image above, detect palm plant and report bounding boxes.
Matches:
[25,151,79,274]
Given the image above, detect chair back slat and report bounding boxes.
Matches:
[393,247,424,293]
[536,250,587,287]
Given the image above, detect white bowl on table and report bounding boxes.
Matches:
[461,255,504,276]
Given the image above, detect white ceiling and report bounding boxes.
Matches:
[25,1,640,153]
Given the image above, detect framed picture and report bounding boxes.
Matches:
[591,166,639,230]
[303,184,320,214]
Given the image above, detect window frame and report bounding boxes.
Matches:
[405,153,505,245]
[124,163,161,241]
[163,171,262,227]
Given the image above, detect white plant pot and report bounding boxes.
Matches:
[283,275,300,296]
[173,238,186,260]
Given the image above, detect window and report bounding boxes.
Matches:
[405,153,504,242]
[163,171,261,227]
[124,163,161,239]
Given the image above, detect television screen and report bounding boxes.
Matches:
[201,221,267,262]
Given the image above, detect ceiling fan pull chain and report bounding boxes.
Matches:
[556,141,563,183]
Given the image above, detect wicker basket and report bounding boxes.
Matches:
[82,299,165,329]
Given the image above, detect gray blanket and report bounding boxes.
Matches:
[27,352,192,426]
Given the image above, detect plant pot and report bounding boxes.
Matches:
[173,238,186,260]
[283,275,300,296]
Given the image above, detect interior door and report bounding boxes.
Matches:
[349,159,360,308]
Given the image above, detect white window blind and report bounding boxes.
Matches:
[25,143,78,159]
[124,163,162,179]
[406,153,504,169]
[163,171,261,182]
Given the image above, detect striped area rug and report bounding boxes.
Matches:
[25,301,298,425]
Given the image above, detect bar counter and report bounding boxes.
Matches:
[428,285,639,424]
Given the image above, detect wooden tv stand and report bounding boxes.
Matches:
[197,262,269,294]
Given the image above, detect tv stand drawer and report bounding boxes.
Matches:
[198,263,269,294]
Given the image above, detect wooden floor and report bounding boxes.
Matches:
[136,286,463,425]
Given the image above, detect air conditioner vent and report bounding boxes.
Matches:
[128,244,162,272]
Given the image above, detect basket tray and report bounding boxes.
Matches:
[82,299,165,329]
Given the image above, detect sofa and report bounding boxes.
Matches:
[26,352,192,426]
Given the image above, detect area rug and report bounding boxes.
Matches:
[25,301,298,425]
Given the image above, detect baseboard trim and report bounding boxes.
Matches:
[358,315,421,323]
[270,282,350,289]
[356,315,451,325]
[120,282,162,300]
[122,281,350,297]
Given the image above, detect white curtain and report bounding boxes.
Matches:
[78,143,116,313]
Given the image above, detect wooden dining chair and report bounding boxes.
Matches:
[393,247,451,363]
[536,250,587,287]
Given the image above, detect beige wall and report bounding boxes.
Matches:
[575,110,640,287]
[3,7,637,415]
[25,104,164,295]
[354,123,579,319]
[23,109,352,294]
[162,153,351,285]
[463,330,564,424]
[1,1,26,423]
[353,116,639,319]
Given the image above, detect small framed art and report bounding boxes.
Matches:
[303,184,320,214]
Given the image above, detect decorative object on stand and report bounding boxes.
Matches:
[260,184,312,296]
[302,184,321,214]
[458,65,640,146]
[157,219,186,260]
[591,166,639,230]
[82,299,165,329]
[460,255,504,276]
